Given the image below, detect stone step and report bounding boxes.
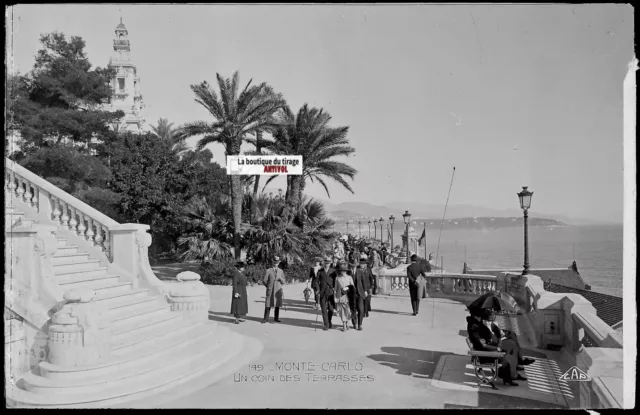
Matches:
[51,253,92,266]
[53,260,102,274]
[54,245,80,256]
[110,314,188,354]
[56,268,111,284]
[33,322,213,384]
[92,282,133,298]
[56,239,69,248]
[58,275,122,291]
[12,327,241,407]
[94,288,150,309]
[108,302,170,333]
[110,311,183,349]
[105,295,163,321]
[109,317,204,359]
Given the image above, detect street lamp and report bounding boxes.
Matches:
[517,186,534,275]
[373,219,378,240]
[368,220,371,238]
[346,220,350,236]
[358,221,362,238]
[389,215,395,250]
[402,210,411,264]
[379,217,384,244]
[278,188,283,201]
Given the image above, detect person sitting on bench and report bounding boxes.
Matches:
[483,310,536,369]
[466,311,526,386]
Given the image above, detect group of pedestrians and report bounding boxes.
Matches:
[310,256,377,332]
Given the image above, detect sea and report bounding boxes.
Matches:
[370,225,624,297]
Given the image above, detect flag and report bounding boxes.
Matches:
[418,228,426,247]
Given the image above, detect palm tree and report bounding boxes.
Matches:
[179,72,286,260]
[150,117,187,155]
[260,104,357,210]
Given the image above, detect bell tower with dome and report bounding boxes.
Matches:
[107,18,145,132]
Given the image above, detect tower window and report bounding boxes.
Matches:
[118,78,125,91]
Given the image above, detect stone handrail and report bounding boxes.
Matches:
[6,158,117,261]
[375,266,497,297]
[572,310,623,349]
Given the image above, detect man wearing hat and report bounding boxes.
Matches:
[351,258,371,330]
[407,254,427,316]
[317,257,336,330]
[308,257,323,309]
[262,256,286,323]
[230,261,249,324]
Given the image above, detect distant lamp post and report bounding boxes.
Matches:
[358,221,362,238]
[373,219,378,240]
[517,186,534,275]
[379,217,384,244]
[402,210,411,264]
[389,215,395,250]
[278,188,283,201]
[368,221,372,238]
[346,220,350,236]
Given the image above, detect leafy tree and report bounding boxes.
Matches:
[8,32,123,154]
[260,104,357,209]
[179,71,286,260]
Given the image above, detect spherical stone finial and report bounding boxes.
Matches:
[176,271,202,282]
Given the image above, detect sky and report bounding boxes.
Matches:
[6,4,633,223]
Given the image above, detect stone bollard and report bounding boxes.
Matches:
[167,271,210,322]
[47,289,110,367]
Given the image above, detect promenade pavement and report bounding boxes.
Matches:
[142,263,577,409]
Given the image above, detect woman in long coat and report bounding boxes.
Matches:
[230,262,249,324]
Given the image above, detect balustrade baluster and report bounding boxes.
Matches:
[8,173,17,203]
[94,223,104,252]
[52,197,62,225]
[77,213,87,238]
[68,207,78,233]
[23,180,34,205]
[16,177,25,201]
[86,218,95,246]
[5,173,11,204]
[103,230,111,260]
[60,202,69,229]
[30,185,38,211]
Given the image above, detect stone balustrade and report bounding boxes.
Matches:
[47,289,111,367]
[6,159,118,261]
[374,265,497,299]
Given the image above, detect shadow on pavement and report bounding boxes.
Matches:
[368,309,414,316]
[367,347,453,379]
[208,311,323,330]
[458,329,468,337]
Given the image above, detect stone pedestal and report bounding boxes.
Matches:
[166,271,210,321]
[47,289,110,367]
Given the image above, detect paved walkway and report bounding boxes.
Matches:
[142,265,577,409]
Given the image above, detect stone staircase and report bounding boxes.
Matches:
[5,161,262,408]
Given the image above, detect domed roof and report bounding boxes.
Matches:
[116,18,127,31]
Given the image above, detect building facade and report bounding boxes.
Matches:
[106,18,145,132]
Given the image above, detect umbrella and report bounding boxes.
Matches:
[467,291,518,316]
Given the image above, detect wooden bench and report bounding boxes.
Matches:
[466,337,506,390]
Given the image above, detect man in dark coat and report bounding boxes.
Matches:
[361,259,375,315]
[351,258,370,330]
[309,258,322,310]
[466,311,528,385]
[407,254,426,316]
[317,257,336,331]
[230,261,249,324]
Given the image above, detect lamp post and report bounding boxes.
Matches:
[373,219,378,240]
[346,220,350,236]
[389,215,395,250]
[358,221,362,238]
[379,217,384,244]
[517,186,533,275]
[368,220,371,238]
[402,210,411,264]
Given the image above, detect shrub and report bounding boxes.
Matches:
[199,259,236,285]
[198,259,315,286]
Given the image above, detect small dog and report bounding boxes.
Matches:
[303,287,312,306]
